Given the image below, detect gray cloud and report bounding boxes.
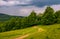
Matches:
[31,0,60,7]
[0,5,60,16]
[0,0,32,6]
[0,0,60,7]
[0,0,60,16]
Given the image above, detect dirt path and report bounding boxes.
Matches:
[33,26,45,32]
[15,26,45,39]
[38,28,45,32]
[15,34,30,39]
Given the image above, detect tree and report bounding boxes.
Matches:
[1,7,60,33]
[41,7,55,25]
[12,17,22,30]
[4,17,16,31]
[29,11,37,19]
[28,11,37,26]
[55,10,60,23]
[37,13,43,25]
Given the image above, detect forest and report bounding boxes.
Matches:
[0,7,60,32]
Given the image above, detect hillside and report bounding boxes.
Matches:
[0,13,23,21]
[0,24,60,39]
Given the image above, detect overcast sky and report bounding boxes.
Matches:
[0,0,60,16]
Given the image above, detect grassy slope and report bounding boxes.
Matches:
[0,24,60,39]
[25,24,60,39]
[0,27,37,39]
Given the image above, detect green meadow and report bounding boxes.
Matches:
[0,24,60,39]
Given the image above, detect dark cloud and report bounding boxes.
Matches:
[0,0,60,16]
[1,0,60,7]
[31,0,60,7]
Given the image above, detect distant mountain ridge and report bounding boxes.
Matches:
[0,13,23,21]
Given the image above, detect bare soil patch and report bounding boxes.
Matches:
[15,34,30,39]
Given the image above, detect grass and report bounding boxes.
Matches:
[25,24,60,39]
[0,27,37,39]
[0,24,60,39]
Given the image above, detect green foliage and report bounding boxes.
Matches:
[0,7,60,32]
[55,10,60,18]
[41,7,56,25]
[36,13,43,25]
[28,11,37,25]
[55,10,60,23]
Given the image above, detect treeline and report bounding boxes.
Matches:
[0,7,60,32]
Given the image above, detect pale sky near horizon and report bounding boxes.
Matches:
[0,0,60,16]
